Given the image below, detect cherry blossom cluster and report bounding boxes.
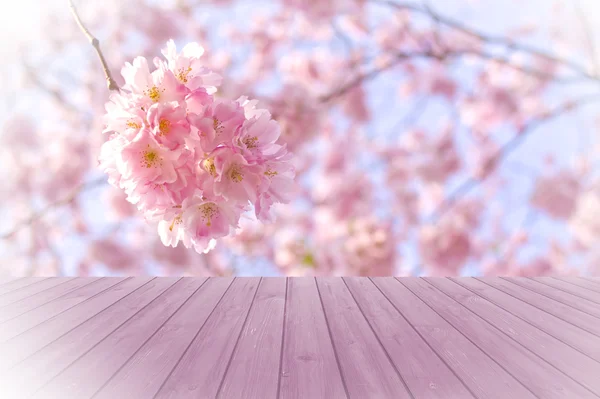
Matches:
[99,40,296,254]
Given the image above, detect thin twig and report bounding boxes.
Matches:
[68,0,119,91]
[574,0,599,76]
[428,94,600,221]
[372,0,598,81]
[0,177,107,240]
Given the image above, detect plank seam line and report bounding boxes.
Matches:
[215,277,263,398]
[452,278,600,366]
[395,278,541,399]
[551,277,600,294]
[425,278,600,398]
[0,278,24,289]
[32,277,185,397]
[0,278,51,298]
[576,277,600,291]
[87,277,209,399]
[0,277,154,372]
[315,277,351,399]
[342,277,415,399]
[0,278,72,310]
[0,277,135,346]
[151,277,236,399]
[0,278,101,325]
[276,277,288,399]
[528,277,600,306]
[498,277,600,321]
[368,278,479,399]
[474,278,600,339]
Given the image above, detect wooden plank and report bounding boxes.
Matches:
[344,277,475,399]
[217,277,286,399]
[0,277,152,372]
[278,277,347,399]
[27,278,203,399]
[476,277,600,338]
[0,277,22,286]
[401,278,596,399]
[150,277,260,399]
[0,278,100,324]
[92,278,234,399]
[316,277,412,398]
[532,277,600,304]
[455,278,600,361]
[373,278,536,399]
[0,278,72,308]
[0,277,126,343]
[432,278,600,396]
[0,278,48,296]
[577,277,600,291]
[553,277,600,293]
[504,277,600,319]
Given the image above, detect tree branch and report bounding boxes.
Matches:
[429,94,600,221]
[68,0,119,91]
[0,177,107,240]
[372,0,599,81]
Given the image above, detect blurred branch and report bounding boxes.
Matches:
[320,46,583,104]
[429,94,600,221]
[68,0,119,91]
[373,0,598,81]
[574,0,599,76]
[0,177,107,240]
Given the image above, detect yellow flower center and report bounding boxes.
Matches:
[213,117,224,136]
[228,164,243,183]
[264,168,278,178]
[126,120,141,129]
[144,86,164,103]
[159,119,171,135]
[202,157,217,177]
[243,136,259,149]
[168,215,183,232]
[140,146,161,168]
[176,66,193,83]
[198,203,218,227]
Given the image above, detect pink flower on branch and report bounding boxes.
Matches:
[99,40,296,254]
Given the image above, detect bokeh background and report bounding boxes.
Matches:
[1,0,600,277]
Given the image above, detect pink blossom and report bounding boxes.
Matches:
[188,99,246,153]
[160,39,222,94]
[146,101,190,150]
[530,170,580,220]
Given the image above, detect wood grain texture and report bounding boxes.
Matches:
[0,277,178,397]
[475,277,600,337]
[279,277,347,399]
[154,277,260,399]
[316,277,412,398]
[504,277,600,318]
[344,277,475,399]
[372,277,536,399]
[553,276,600,293]
[452,277,600,362]
[0,278,71,308]
[432,278,600,396]
[0,277,596,399]
[402,277,596,399]
[93,277,233,399]
[0,277,127,343]
[30,278,204,399]
[576,277,600,291]
[0,278,48,296]
[532,277,600,304]
[0,277,152,372]
[217,277,286,399]
[0,278,99,324]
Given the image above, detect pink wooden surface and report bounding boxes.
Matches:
[0,277,598,399]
